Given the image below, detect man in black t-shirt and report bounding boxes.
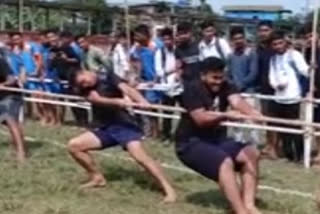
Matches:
[68,70,176,202]
[175,22,201,82]
[255,21,279,160]
[0,57,26,163]
[176,57,262,214]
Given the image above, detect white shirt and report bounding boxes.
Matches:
[269,49,309,104]
[199,37,232,61]
[112,43,129,79]
[155,47,182,97]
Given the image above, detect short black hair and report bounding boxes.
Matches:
[134,24,150,37]
[270,30,286,42]
[161,27,173,38]
[201,57,226,74]
[258,20,273,29]
[60,31,73,38]
[177,22,192,33]
[230,26,245,38]
[200,19,215,30]
[75,34,87,42]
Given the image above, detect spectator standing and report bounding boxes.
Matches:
[199,20,232,62]
[175,22,201,82]
[109,32,130,80]
[133,24,163,138]
[228,27,259,144]
[269,31,309,162]
[228,27,258,93]
[255,21,279,159]
[9,32,42,119]
[77,35,113,73]
[155,28,182,143]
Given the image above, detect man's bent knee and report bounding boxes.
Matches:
[68,138,83,154]
[220,157,235,172]
[245,146,260,162]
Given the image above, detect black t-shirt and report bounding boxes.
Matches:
[176,80,238,141]
[86,71,137,126]
[175,41,201,82]
[50,45,81,81]
[0,56,19,99]
[256,46,274,94]
[305,48,320,98]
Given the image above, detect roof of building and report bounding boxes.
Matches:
[223,5,291,13]
[0,0,116,12]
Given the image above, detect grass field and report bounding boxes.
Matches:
[0,121,319,214]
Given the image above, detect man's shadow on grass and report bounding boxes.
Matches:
[101,164,161,192]
[0,139,43,150]
[186,189,276,212]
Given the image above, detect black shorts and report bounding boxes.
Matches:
[176,137,247,182]
[92,123,143,150]
[314,105,320,123]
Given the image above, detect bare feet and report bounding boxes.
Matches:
[312,156,320,165]
[16,154,27,164]
[261,148,278,160]
[79,174,107,189]
[247,205,263,214]
[163,191,177,203]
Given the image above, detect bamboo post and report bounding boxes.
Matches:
[87,13,92,36]
[124,0,131,55]
[18,0,23,32]
[304,0,319,168]
[0,3,5,31]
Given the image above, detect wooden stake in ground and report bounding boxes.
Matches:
[304,0,320,168]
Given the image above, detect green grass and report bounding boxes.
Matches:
[0,121,318,214]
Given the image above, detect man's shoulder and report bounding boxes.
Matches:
[183,79,203,93]
[90,45,103,53]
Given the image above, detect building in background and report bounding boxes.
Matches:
[223,5,292,21]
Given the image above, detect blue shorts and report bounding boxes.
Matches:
[143,91,163,104]
[43,82,62,93]
[0,95,23,122]
[24,81,42,90]
[176,137,247,181]
[92,123,143,150]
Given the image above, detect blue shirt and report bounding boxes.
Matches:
[41,45,59,79]
[21,42,40,76]
[71,42,83,62]
[137,47,156,81]
[133,43,163,103]
[228,49,258,92]
[8,52,24,76]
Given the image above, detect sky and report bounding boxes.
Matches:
[106,0,309,14]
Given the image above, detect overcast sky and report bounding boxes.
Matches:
[106,0,310,14]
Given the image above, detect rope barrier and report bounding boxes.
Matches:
[2,85,319,129]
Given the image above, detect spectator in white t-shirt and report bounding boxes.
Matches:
[155,27,182,143]
[109,32,130,80]
[269,31,309,162]
[199,20,232,62]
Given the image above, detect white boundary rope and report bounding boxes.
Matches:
[21,97,307,134]
[24,78,320,104]
[0,130,313,200]
[1,85,319,169]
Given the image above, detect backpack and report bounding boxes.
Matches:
[271,50,309,97]
[215,38,226,62]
